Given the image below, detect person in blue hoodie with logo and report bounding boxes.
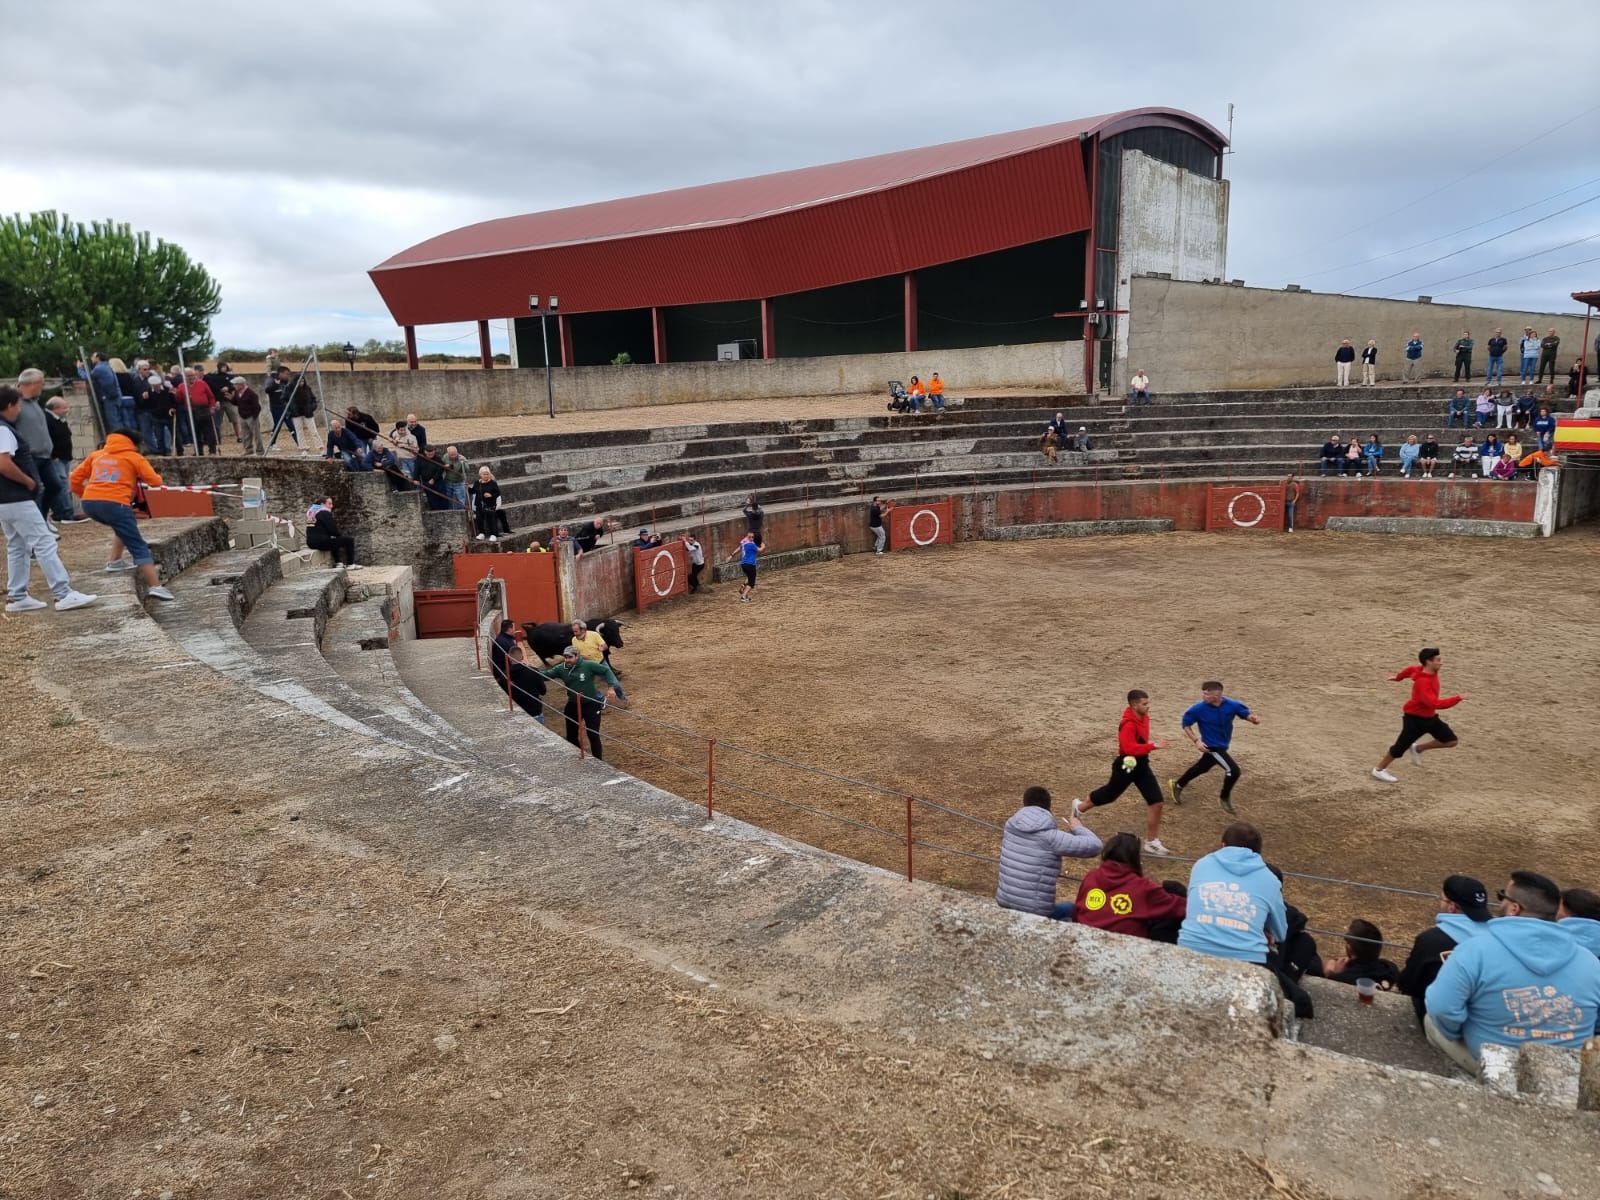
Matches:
[1397,874,1493,1024]
[1178,822,1286,965]
[1424,870,1600,1073]
[1559,888,1600,959]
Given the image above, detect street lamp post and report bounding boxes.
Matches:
[343,341,357,372]
[529,294,559,419]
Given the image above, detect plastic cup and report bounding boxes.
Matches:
[1356,978,1377,1005]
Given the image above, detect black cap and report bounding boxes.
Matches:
[1443,874,1491,922]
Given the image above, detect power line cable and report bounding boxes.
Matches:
[1432,252,1600,299]
[1300,100,1600,254]
[1391,231,1600,296]
[1297,174,1600,282]
[1343,192,1600,292]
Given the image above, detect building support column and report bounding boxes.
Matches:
[760,298,775,359]
[557,313,574,368]
[1082,135,1100,395]
[477,319,493,369]
[403,325,419,371]
[651,307,668,365]
[902,273,918,353]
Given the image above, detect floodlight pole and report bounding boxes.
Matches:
[530,293,559,419]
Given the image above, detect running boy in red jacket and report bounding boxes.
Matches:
[1372,648,1467,783]
[1073,689,1173,856]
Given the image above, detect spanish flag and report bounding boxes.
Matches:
[1553,419,1600,452]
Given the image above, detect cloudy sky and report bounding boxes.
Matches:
[6,0,1598,355]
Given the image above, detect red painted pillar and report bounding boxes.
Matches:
[903,273,918,352]
[477,319,493,369]
[760,298,775,359]
[403,325,419,371]
[651,307,668,364]
[557,313,574,368]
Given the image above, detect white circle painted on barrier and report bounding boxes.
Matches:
[649,547,678,596]
[1226,490,1267,528]
[908,508,941,546]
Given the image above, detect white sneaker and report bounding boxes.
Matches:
[1144,838,1172,856]
[488,535,498,543]
[475,533,486,541]
[55,590,99,611]
[145,586,176,602]
[46,519,60,534]
[1372,767,1399,783]
[347,564,364,570]
[105,559,136,572]
[1408,745,1423,766]
[1071,798,1085,818]
[5,595,47,613]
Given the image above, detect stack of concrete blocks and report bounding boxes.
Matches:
[1477,1036,1600,1111]
[226,476,335,574]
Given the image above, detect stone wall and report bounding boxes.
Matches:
[1128,278,1591,393]
[306,341,1087,421]
[1554,456,1600,529]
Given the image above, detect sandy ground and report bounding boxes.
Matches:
[1,528,1353,1200]
[602,530,1600,953]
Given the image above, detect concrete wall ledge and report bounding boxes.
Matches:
[1325,516,1542,538]
[711,543,841,583]
[989,519,1174,540]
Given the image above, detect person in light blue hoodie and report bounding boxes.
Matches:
[1178,822,1286,965]
[1559,888,1600,959]
[1424,871,1600,1073]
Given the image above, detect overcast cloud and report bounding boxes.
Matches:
[6,0,1598,355]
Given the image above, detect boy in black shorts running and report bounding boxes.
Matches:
[1372,648,1467,783]
[1072,689,1173,856]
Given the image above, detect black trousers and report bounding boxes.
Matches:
[1177,748,1242,800]
[688,560,704,592]
[1537,351,1557,382]
[306,532,355,565]
[563,694,604,759]
[1453,352,1472,381]
[1088,755,1163,808]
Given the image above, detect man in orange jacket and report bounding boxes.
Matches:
[70,430,175,601]
[928,372,946,413]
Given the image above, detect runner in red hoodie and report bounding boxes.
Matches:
[1073,689,1173,856]
[1371,647,1467,783]
[1074,833,1188,941]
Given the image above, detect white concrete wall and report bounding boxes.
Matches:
[1112,150,1229,389]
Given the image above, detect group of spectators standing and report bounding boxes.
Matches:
[1341,328,1595,390]
[995,789,1600,1073]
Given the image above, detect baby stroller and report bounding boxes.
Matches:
[886,380,912,413]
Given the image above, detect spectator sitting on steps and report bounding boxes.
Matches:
[1490,451,1517,481]
[995,786,1102,921]
[1446,389,1470,428]
[1129,369,1151,404]
[1319,434,1344,475]
[1478,433,1503,478]
[1069,426,1093,452]
[928,372,946,413]
[906,376,926,413]
[1344,440,1363,475]
[1559,889,1600,958]
[1424,869,1600,1074]
[1178,821,1287,966]
[1322,918,1402,990]
[1398,874,1492,1024]
[303,494,358,568]
[1072,832,1187,942]
[1450,436,1477,479]
[1418,434,1439,479]
[1040,427,1059,465]
[1362,434,1383,476]
[1398,435,1420,478]
[1473,388,1495,428]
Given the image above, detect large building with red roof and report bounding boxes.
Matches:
[370,107,1230,392]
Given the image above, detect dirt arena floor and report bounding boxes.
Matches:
[605,529,1600,951]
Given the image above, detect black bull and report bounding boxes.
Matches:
[523,618,624,665]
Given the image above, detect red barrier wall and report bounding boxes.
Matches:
[145,488,216,518]
[452,552,560,624]
[1206,484,1286,531]
[635,541,689,611]
[889,500,954,550]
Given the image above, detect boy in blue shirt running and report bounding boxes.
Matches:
[1170,681,1261,815]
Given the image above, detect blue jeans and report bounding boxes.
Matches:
[82,498,152,565]
[1049,902,1075,922]
[446,481,467,510]
[1131,388,1151,404]
[1521,355,1538,382]
[1486,355,1504,384]
[138,412,172,456]
[38,458,75,521]
[1447,405,1469,427]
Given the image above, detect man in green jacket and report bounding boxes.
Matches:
[541,645,624,759]
[439,445,471,510]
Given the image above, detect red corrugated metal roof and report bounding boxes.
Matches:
[1573,288,1600,306]
[371,107,1225,325]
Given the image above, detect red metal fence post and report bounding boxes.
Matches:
[904,795,914,882]
[706,738,715,818]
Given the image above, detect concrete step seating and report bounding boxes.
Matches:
[127,518,1599,1112]
[437,384,1545,543]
